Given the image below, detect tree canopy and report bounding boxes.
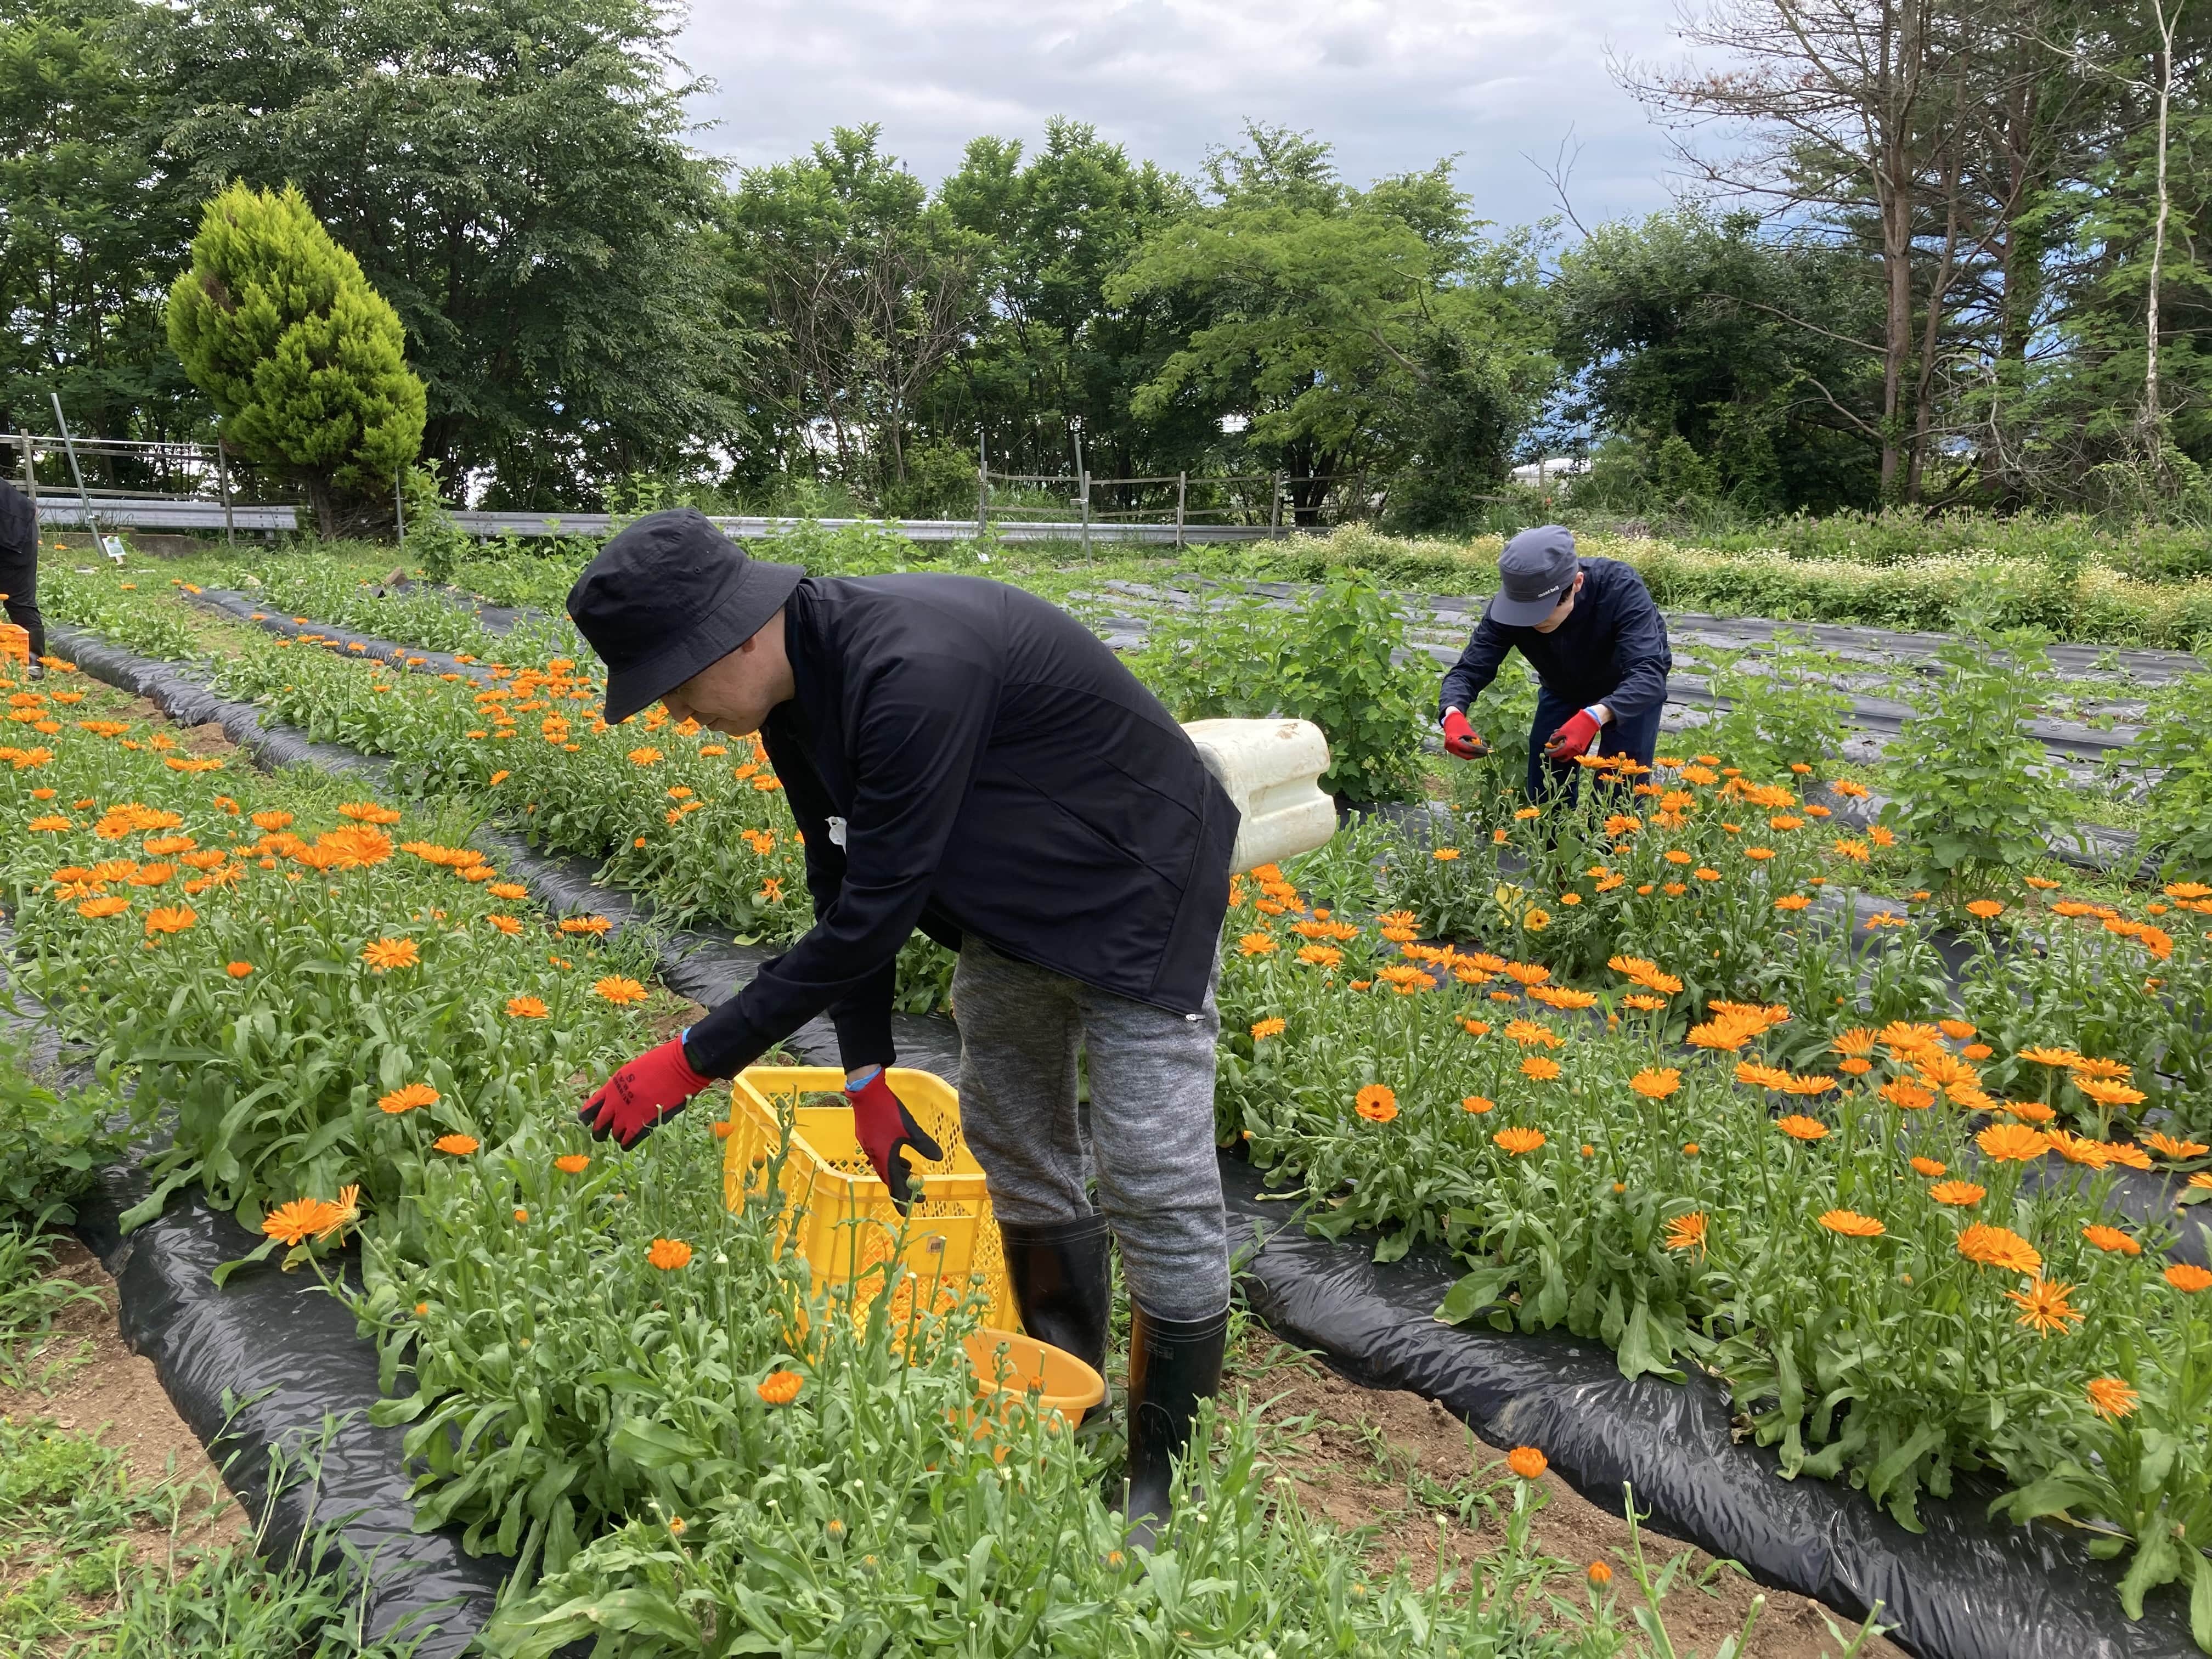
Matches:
[3,0,2207,523]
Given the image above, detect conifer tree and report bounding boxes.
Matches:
[167,182,425,534]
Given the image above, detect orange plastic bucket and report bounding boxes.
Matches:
[961,1327,1105,1437]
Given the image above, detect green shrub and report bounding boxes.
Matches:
[166,183,426,537]
[1878,625,2079,900]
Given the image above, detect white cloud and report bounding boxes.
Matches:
[675,0,1686,229]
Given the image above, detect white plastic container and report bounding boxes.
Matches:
[1182,718,1337,873]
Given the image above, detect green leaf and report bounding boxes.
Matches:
[1435,1266,1508,1324]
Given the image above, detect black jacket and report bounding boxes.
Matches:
[1437,556,1672,720]
[681,574,1237,1077]
[0,478,34,560]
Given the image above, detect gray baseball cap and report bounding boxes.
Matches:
[1487,525,1581,625]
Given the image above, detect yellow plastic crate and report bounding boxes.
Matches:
[721,1066,1015,1331]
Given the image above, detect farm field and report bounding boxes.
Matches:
[5,531,2211,1657]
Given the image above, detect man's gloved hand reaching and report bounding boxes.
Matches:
[1441,708,1489,759]
[580,1037,715,1147]
[1543,705,1606,760]
[846,1065,944,1212]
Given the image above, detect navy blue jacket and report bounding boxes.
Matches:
[681,574,1237,1077]
[1437,557,1672,721]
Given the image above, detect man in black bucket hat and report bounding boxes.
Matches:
[566,507,1235,1547]
[1438,524,1672,804]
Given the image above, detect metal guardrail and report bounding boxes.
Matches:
[448,511,1310,544]
[35,498,299,532]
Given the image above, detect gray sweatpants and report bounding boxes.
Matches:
[952,938,1230,1323]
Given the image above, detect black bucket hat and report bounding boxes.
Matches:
[566,509,804,724]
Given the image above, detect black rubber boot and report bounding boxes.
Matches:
[1122,1303,1228,1552]
[997,1214,1112,1381]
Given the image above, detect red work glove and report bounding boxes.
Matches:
[579,1038,715,1147]
[845,1067,945,1214]
[1441,709,1489,759]
[1544,707,1605,760]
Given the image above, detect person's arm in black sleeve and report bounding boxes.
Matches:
[681,654,996,1077]
[1599,572,1671,720]
[1438,616,1510,721]
[755,724,897,1074]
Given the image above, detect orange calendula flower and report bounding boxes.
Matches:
[2165,1263,2212,1294]
[379,1083,439,1115]
[1520,1055,1562,1082]
[251,810,295,831]
[1736,1060,1792,1090]
[627,747,663,765]
[2145,1132,2209,1161]
[1506,1446,1548,1480]
[1928,1181,1985,1207]
[144,905,196,935]
[337,801,403,825]
[263,1197,345,1248]
[1353,1084,1399,1122]
[558,915,612,935]
[2073,1076,2147,1110]
[592,976,648,1006]
[2017,1045,2083,1067]
[1588,1561,1613,1586]
[1494,1126,1547,1155]
[1462,1096,1494,1114]
[1622,993,1668,1012]
[1630,1068,1681,1099]
[1956,1223,2041,1275]
[2086,1377,2138,1420]
[1250,1017,1286,1040]
[77,895,130,918]
[1818,1209,1884,1238]
[225,961,254,978]
[757,1368,803,1404]
[1965,899,2005,919]
[362,937,421,972]
[1662,1212,1707,1255]
[1238,932,1279,956]
[1775,1115,1829,1142]
[1910,1156,1947,1177]
[1977,1123,2049,1163]
[433,1134,479,1155]
[647,1237,692,1270]
[1880,1079,1936,1111]
[2006,1277,2084,1336]
[555,1154,590,1174]
[2081,1224,2141,1256]
[506,995,549,1019]
[488,882,529,900]
[1938,1019,1977,1041]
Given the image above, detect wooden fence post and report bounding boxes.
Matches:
[1175,471,1186,550]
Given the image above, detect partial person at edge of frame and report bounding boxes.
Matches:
[1435,524,1673,804]
[0,474,47,675]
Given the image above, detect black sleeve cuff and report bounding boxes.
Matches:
[680,1000,772,1080]
[828,959,897,1073]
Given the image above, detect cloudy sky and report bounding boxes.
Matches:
[675,0,1694,233]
